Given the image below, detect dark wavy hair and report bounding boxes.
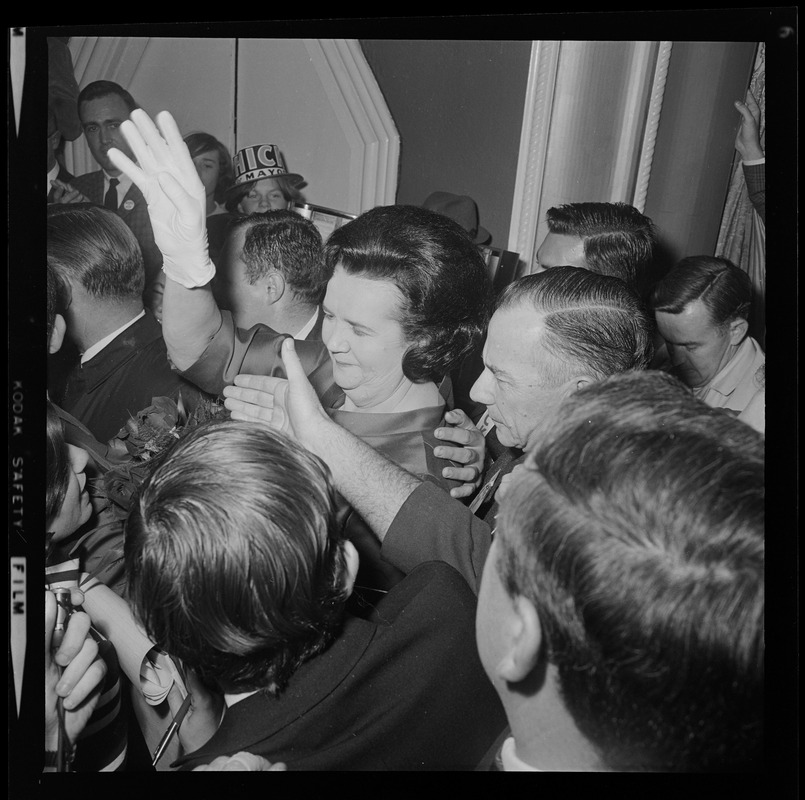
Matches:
[184,132,235,205]
[546,202,657,290]
[497,370,764,772]
[650,255,752,329]
[46,400,71,529]
[124,419,350,695]
[47,204,144,300]
[77,80,138,114]
[324,204,492,383]
[230,211,329,305]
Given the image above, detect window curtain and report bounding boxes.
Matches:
[715,42,765,348]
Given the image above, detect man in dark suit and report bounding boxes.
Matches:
[51,80,163,312]
[47,203,207,444]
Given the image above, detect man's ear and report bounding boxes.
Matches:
[728,316,749,345]
[340,540,360,599]
[496,595,543,684]
[571,374,597,394]
[48,313,67,354]
[264,271,286,305]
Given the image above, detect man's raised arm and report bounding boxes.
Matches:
[108,109,221,370]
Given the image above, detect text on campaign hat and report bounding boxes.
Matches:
[232,144,304,187]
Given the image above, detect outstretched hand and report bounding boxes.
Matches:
[734,89,763,161]
[433,408,486,499]
[223,337,331,449]
[107,109,215,288]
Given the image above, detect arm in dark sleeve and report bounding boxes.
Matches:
[381,481,492,595]
[742,161,766,223]
[180,310,333,397]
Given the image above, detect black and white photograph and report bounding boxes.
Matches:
[8,11,797,788]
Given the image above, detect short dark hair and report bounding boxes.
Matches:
[546,202,657,289]
[77,80,138,114]
[497,370,764,772]
[495,266,654,382]
[229,211,328,305]
[47,204,145,300]
[650,255,752,328]
[224,175,305,213]
[184,132,235,205]
[324,205,492,383]
[124,419,350,695]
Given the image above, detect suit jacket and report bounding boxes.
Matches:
[59,310,211,443]
[173,562,508,771]
[382,448,526,595]
[180,309,337,400]
[70,170,163,287]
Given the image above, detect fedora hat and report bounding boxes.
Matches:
[422,191,491,245]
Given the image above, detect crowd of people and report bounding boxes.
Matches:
[43,75,765,773]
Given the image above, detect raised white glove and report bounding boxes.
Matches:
[107,109,215,289]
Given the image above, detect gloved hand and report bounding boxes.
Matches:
[107,109,216,289]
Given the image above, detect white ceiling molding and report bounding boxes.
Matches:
[507,40,562,269]
[306,39,400,213]
[633,42,673,213]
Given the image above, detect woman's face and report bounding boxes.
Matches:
[237,178,288,214]
[48,445,92,543]
[322,265,411,407]
[192,149,221,198]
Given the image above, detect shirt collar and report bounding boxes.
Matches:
[81,310,145,364]
[695,336,762,399]
[294,308,320,340]
[103,169,133,202]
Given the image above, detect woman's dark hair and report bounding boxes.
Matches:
[184,132,235,205]
[324,205,492,383]
[46,400,71,531]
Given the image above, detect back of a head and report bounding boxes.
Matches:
[124,419,349,695]
[47,204,145,301]
[651,255,752,326]
[236,210,328,305]
[496,266,654,380]
[497,371,764,771]
[77,80,138,113]
[324,204,492,383]
[546,202,657,289]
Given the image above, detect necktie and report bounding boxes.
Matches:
[104,177,120,210]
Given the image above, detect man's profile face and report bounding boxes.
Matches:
[470,304,567,451]
[655,299,742,389]
[79,94,135,175]
[534,232,587,272]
